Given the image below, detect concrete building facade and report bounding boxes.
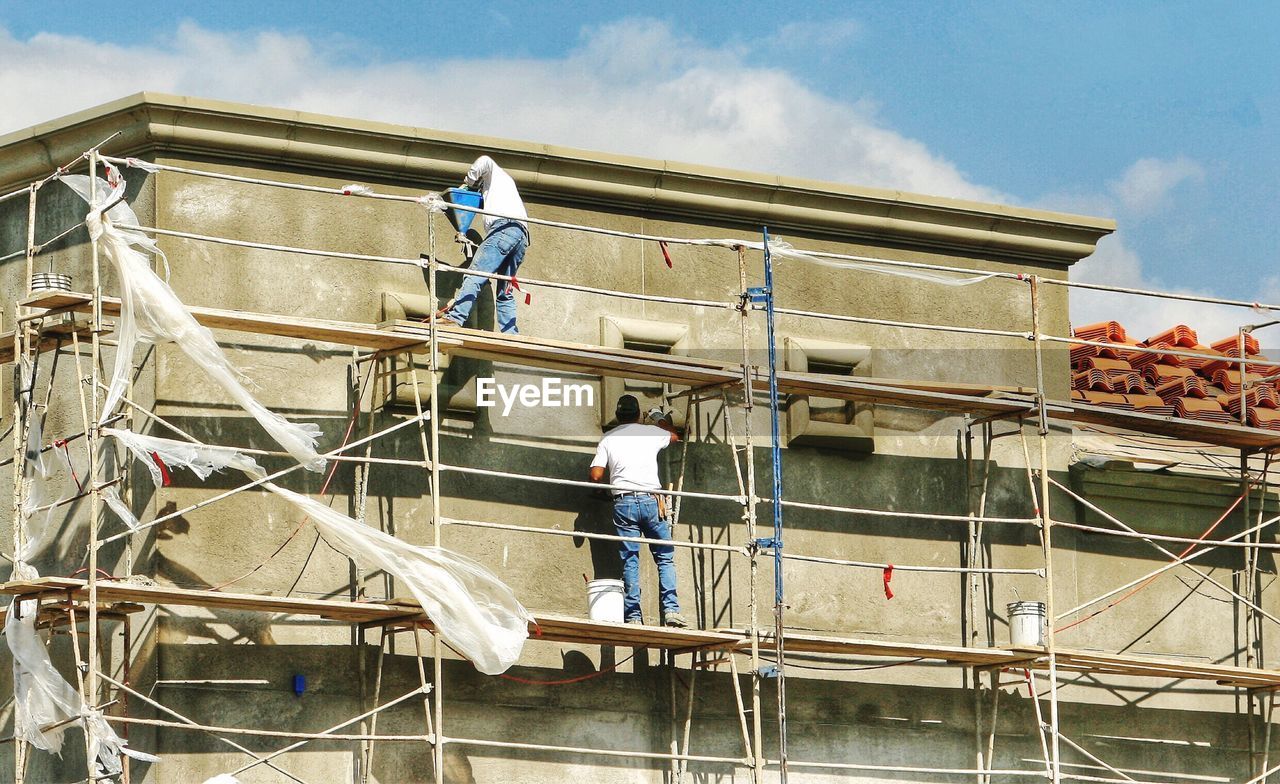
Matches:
[0,94,1272,784]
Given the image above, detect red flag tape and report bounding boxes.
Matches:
[659,240,673,268]
[150,451,172,487]
[883,564,895,600]
[510,276,531,305]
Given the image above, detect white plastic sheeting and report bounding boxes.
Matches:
[107,427,531,673]
[766,239,1000,287]
[102,486,142,532]
[105,427,264,488]
[262,483,531,674]
[5,561,159,774]
[61,169,325,472]
[19,414,80,564]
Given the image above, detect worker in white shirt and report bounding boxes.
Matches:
[439,155,530,334]
[589,395,689,628]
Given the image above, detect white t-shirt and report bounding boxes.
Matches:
[464,155,529,238]
[591,423,673,494]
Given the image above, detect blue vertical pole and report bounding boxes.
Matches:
[762,227,788,780]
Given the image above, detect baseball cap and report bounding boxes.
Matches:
[616,394,641,419]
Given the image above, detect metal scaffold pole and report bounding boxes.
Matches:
[761,228,788,779]
[736,245,765,784]
[427,210,445,784]
[85,147,108,780]
[1029,276,1062,784]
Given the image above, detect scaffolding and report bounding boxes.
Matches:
[1,136,1279,784]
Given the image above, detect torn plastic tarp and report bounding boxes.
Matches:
[105,428,529,673]
[262,482,531,675]
[5,562,159,773]
[766,240,999,287]
[19,414,80,564]
[103,486,142,532]
[105,428,264,488]
[61,170,324,472]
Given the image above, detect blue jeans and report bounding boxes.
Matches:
[445,221,528,334]
[613,494,680,622]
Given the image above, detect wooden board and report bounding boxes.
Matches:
[11,291,1280,449]
[745,629,1034,667]
[9,291,1034,415]
[734,630,1280,687]
[6,578,1276,686]
[0,577,739,651]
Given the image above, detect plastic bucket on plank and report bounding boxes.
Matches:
[1008,601,1046,647]
[30,272,71,292]
[586,579,625,623]
[442,187,483,234]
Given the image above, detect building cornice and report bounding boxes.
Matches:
[0,93,1114,265]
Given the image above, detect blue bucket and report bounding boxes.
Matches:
[442,187,483,234]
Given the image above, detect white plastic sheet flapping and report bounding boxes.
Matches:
[103,486,142,532]
[5,562,159,773]
[19,414,79,563]
[104,427,264,488]
[263,483,531,674]
[60,170,325,472]
[766,239,999,287]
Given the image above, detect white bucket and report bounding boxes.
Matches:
[1008,601,1046,647]
[586,579,625,623]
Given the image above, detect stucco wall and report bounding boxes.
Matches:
[0,97,1266,784]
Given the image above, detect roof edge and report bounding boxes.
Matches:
[0,93,1116,265]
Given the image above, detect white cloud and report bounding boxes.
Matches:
[1,20,1248,346]
[1040,156,1231,342]
[766,19,863,51]
[0,19,999,203]
[1108,156,1204,215]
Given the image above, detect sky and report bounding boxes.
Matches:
[1,1,1276,341]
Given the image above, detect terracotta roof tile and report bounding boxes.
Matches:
[1076,390,1133,409]
[1145,325,1199,348]
[1123,394,1176,416]
[1211,369,1265,395]
[1248,408,1280,431]
[1130,343,1184,370]
[1142,364,1194,385]
[1155,376,1210,402]
[1219,386,1280,417]
[1073,370,1114,392]
[1211,333,1260,356]
[1074,321,1127,343]
[1082,357,1134,373]
[1180,344,1227,373]
[1173,397,1234,423]
[1071,342,1130,366]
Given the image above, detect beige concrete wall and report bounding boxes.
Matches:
[0,97,1263,784]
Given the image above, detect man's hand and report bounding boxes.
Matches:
[647,408,682,442]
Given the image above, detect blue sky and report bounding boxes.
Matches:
[2,1,1276,336]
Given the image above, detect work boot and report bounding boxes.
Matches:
[625,617,644,625]
[663,612,689,629]
[423,308,462,328]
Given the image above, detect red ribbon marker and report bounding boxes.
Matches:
[510,276,531,305]
[659,240,673,268]
[882,564,895,600]
[150,451,172,487]
[54,439,84,492]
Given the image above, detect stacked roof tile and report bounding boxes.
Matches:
[1070,322,1280,430]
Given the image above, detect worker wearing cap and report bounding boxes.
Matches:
[589,395,688,627]
[439,155,530,334]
